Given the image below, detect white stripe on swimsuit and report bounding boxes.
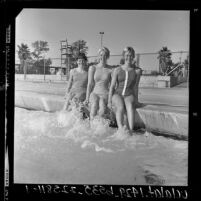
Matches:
[122,70,128,96]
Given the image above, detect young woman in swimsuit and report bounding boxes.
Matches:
[108,47,137,132]
[63,53,88,110]
[84,47,112,119]
[120,51,143,108]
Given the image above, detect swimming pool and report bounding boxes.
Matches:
[14,107,188,185]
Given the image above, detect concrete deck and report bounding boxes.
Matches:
[15,80,189,139]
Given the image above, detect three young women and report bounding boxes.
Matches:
[64,47,142,133]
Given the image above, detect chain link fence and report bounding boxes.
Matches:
[15,51,189,83]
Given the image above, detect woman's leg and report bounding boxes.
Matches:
[63,93,74,110]
[123,113,129,129]
[74,92,86,103]
[98,95,108,118]
[124,95,135,131]
[112,94,125,129]
[73,93,86,117]
[73,92,86,109]
[89,93,99,119]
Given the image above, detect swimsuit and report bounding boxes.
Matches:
[69,68,88,102]
[90,65,112,101]
[115,66,136,96]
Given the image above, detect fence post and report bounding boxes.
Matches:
[43,57,46,81]
[23,59,27,80]
[136,54,140,66]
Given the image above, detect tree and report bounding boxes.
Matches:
[32,58,52,73]
[17,43,31,74]
[71,40,88,57]
[32,40,50,59]
[66,40,89,69]
[157,47,172,75]
[31,41,52,73]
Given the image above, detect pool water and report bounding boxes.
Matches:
[14,107,188,185]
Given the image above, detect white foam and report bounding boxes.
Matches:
[14,108,188,185]
[90,117,111,137]
[56,111,74,127]
[81,140,114,153]
[25,116,48,133]
[107,126,130,141]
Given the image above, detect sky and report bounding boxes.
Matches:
[16,9,189,71]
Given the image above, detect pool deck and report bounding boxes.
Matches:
[15,80,188,139]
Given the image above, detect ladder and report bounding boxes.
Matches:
[60,39,72,80]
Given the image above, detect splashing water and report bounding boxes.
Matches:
[14,107,188,185]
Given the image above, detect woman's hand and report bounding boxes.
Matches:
[83,99,89,106]
[107,101,112,110]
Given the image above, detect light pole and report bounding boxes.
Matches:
[99,32,104,48]
[43,52,46,81]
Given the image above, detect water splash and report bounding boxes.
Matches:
[14,107,188,185]
[81,140,114,153]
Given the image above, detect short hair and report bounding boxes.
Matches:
[122,46,135,58]
[77,52,88,62]
[98,47,110,59]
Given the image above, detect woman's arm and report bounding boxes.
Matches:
[133,68,142,103]
[65,69,74,96]
[85,66,95,103]
[63,70,74,110]
[107,68,113,90]
[108,67,118,108]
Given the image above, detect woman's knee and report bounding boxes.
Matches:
[126,104,134,115]
[112,95,125,113]
[91,102,99,112]
[99,107,106,116]
[115,102,125,114]
[125,95,135,105]
[117,105,125,114]
[89,95,99,112]
[75,93,86,102]
[99,100,107,116]
[90,93,99,105]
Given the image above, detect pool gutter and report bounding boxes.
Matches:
[15,91,188,138]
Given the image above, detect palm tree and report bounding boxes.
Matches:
[31,41,51,74]
[157,47,172,75]
[71,40,88,57]
[17,43,31,76]
[65,40,89,70]
[32,40,49,60]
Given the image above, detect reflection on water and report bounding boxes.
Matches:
[14,107,188,185]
